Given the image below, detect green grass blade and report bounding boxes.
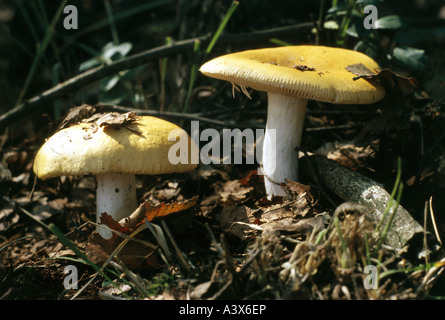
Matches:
[15,0,40,44]
[104,0,120,45]
[334,217,351,268]
[205,0,239,55]
[182,0,239,114]
[0,23,33,58]
[34,0,49,29]
[48,223,103,274]
[372,157,403,254]
[160,36,172,111]
[15,0,68,107]
[49,223,133,299]
[375,156,403,232]
[182,39,201,114]
[76,0,175,38]
[375,182,404,252]
[269,38,293,46]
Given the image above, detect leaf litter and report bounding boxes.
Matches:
[1,105,444,300]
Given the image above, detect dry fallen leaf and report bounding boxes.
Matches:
[85,231,161,270]
[86,197,197,269]
[281,179,315,205]
[114,196,199,231]
[0,208,19,232]
[199,193,220,216]
[219,180,253,203]
[216,205,253,239]
[99,212,132,241]
[259,191,311,222]
[315,141,374,171]
[143,197,198,222]
[86,212,159,269]
[261,216,325,234]
[56,104,97,130]
[83,111,138,128]
[346,63,419,96]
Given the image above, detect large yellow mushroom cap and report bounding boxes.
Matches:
[200,45,386,104]
[33,115,197,179]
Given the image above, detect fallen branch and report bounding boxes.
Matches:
[100,104,240,128]
[300,155,440,255]
[0,23,313,131]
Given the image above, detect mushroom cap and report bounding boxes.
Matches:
[200,45,386,104]
[33,115,197,179]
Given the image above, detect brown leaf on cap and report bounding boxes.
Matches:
[56,104,96,131]
[81,111,141,137]
[82,111,139,129]
[346,63,419,96]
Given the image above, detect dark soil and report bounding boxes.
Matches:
[1,0,445,300]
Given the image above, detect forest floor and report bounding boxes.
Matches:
[1,0,445,301]
[1,94,444,300]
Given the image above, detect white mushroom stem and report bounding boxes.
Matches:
[262,93,308,198]
[95,172,137,238]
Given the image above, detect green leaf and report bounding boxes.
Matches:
[346,19,372,38]
[100,75,120,91]
[394,26,445,47]
[79,42,133,71]
[79,57,103,71]
[327,3,349,16]
[354,39,380,59]
[324,20,340,30]
[356,0,386,5]
[101,42,133,62]
[99,87,128,104]
[121,66,145,81]
[390,46,428,73]
[375,15,408,30]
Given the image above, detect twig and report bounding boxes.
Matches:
[301,149,337,208]
[0,23,313,131]
[161,220,192,274]
[300,155,440,253]
[100,104,237,128]
[0,38,196,131]
[429,196,442,245]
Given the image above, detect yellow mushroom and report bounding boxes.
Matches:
[200,45,386,198]
[33,115,197,238]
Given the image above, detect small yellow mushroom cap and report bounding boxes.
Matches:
[33,115,197,179]
[200,45,386,104]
